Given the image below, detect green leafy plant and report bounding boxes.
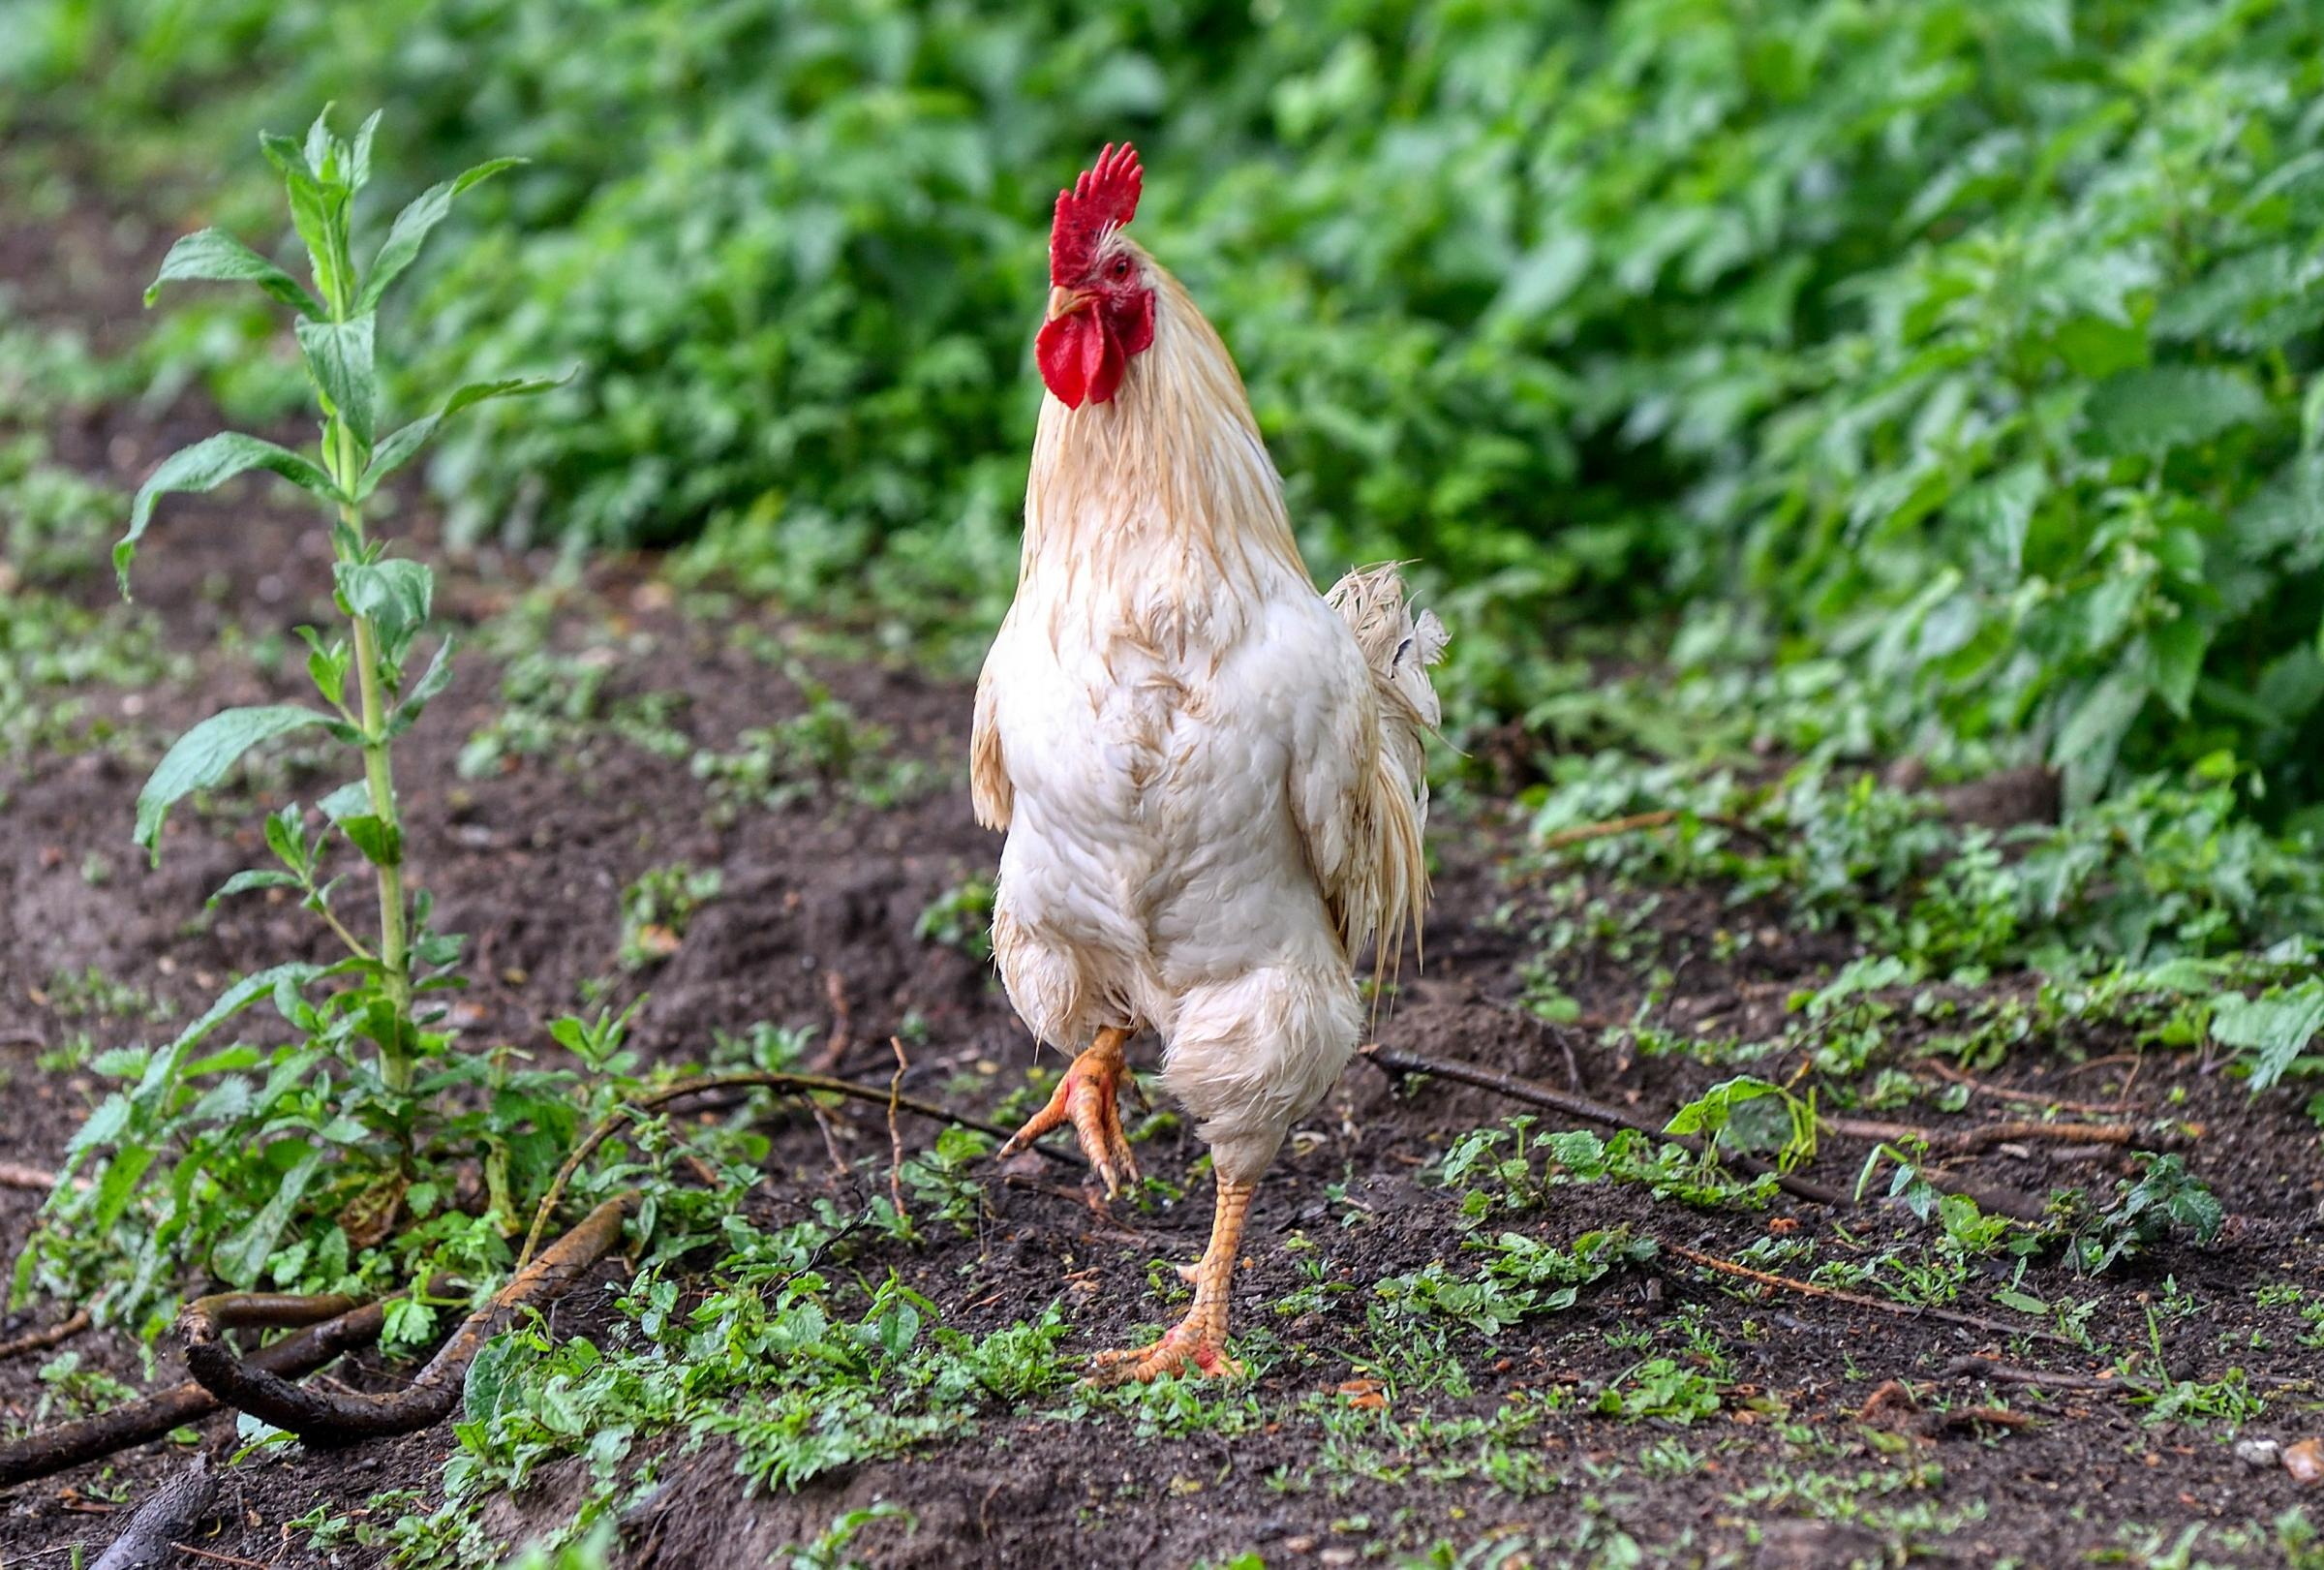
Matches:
[120,106,562,1091]
[2064,1153,2225,1276]
[14,109,566,1334]
[617,863,723,971]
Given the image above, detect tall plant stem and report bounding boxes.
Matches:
[332,424,413,1093]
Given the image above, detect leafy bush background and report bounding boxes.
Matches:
[8,0,2322,820]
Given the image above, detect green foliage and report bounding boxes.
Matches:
[915,875,995,960]
[688,672,935,814]
[616,863,724,971]
[1593,1358,1721,1424]
[2064,1153,2225,1276]
[1438,1116,1779,1216]
[13,111,568,1336]
[15,0,2324,809]
[1374,1227,1651,1335]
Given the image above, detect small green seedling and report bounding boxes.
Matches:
[122,107,566,1093]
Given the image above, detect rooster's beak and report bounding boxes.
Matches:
[1047,285,1095,322]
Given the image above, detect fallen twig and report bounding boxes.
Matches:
[1942,1353,2314,1398]
[1536,809,1771,851]
[814,969,854,1072]
[0,1308,90,1361]
[0,1300,385,1488]
[1821,1114,2136,1154]
[1361,1042,1851,1208]
[180,1192,634,1444]
[518,1067,1075,1270]
[1920,1061,2129,1117]
[886,1037,911,1225]
[1659,1239,2080,1346]
[90,1457,216,1570]
[0,1160,58,1191]
[170,1544,270,1570]
[1942,1354,2122,1392]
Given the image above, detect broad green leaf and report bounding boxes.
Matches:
[2213,980,2324,1093]
[295,314,379,448]
[144,229,322,318]
[2052,668,2147,807]
[258,130,306,179]
[335,558,433,655]
[2083,366,2271,457]
[207,869,303,908]
[303,108,341,183]
[385,636,457,739]
[1664,1075,1782,1137]
[297,626,352,709]
[119,433,343,595]
[318,781,373,821]
[135,705,335,864]
[360,157,523,312]
[339,814,403,867]
[350,109,382,193]
[91,1146,159,1232]
[262,803,308,872]
[283,166,348,316]
[356,373,570,497]
[216,1145,326,1288]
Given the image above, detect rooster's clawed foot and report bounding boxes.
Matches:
[996,1026,1141,1198]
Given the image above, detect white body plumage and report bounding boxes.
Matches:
[972,255,1443,1185]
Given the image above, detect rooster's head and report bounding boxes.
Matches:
[1037,142,1156,410]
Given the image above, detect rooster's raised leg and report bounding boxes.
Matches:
[996,1026,1140,1197]
[1087,1174,1254,1382]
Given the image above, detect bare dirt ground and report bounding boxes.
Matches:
[2,196,2321,1570]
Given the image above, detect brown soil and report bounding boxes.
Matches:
[3,195,2321,1570]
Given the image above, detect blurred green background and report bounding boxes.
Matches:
[8,0,2323,821]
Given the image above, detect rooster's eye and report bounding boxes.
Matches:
[1110,257,1132,280]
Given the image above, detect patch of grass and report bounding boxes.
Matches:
[915,875,994,960]
[1594,1357,1721,1424]
[688,671,938,816]
[616,863,723,971]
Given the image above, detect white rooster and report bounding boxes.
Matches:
[974,143,1445,1380]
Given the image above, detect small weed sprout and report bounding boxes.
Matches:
[618,863,724,970]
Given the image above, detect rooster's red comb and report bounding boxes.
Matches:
[1050,142,1143,286]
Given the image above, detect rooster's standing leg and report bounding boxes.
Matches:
[996,1026,1141,1197]
[1087,1174,1254,1382]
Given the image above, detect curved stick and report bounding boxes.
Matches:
[1661,1238,2080,1346]
[0,1308,90,1361]
[0,1299,386,1488]
[180,1192,634,1444]
[1821,1114,2135,1153]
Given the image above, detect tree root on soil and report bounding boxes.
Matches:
[1822,1114,2136,1153]
[0,1308,90,1361]
[0,1299,387,1488]
[1659,1239,2081,1346]
[180,1191,635,1445]
[1919,1060,2133,1116]
[89,1455,216,1570]
[520,1067,1079,1270]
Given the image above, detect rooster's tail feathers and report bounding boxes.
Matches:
[1325,564,1446,979]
